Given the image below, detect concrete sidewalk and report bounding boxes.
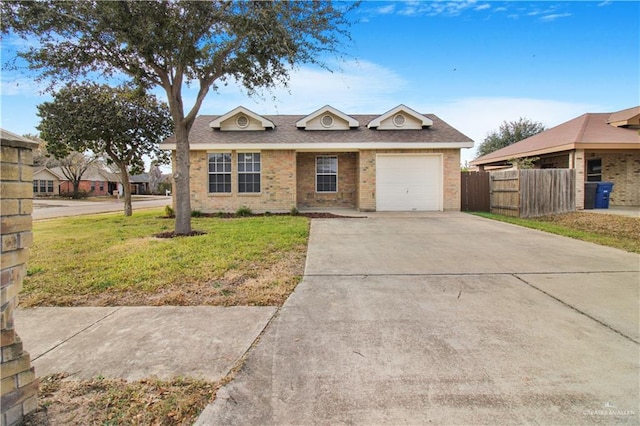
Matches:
[197,213,639,425]
[15,306,276,381]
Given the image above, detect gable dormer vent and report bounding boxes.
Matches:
[321,114,334,128]
[236,115,249,128]
[393,113,406,127]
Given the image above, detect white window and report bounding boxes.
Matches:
[208,153,232,193]
[238,153,261,193]
[316,156,337,192]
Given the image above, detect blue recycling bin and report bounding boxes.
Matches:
[594,182,614,209]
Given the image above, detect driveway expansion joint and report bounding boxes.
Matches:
[31,307,122,362]
[513,274,639,345]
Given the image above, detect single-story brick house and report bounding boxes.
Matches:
[470,106,640,208]
[52,165,120,196]
[33,167,63,196]
[161,105,473,212]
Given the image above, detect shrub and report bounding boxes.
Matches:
[191,210,203,218]
[235,205,252,217]
[264,211,272,217]
[290,206,299,216]
[164,205,175,218]
[214,211,226,218]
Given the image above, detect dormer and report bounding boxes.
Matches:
[209,106,275,131]
[296,105,359,130]
[367,104,433,130]
[607,106,640,129]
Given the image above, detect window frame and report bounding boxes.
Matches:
[47,180,54,193]
[315,156,338,193]
[237,152,261,194]
[39,180,46,193]
[208,153,232,194]
[586,158,602,182]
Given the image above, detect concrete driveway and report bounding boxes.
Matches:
[198,212,639,425]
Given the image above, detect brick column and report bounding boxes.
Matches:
[574,149,585,210]
[1,130,38,426]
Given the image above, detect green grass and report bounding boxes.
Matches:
[22,210,309,307]
[470,211,640,253]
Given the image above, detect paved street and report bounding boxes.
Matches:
[32,196,170,220]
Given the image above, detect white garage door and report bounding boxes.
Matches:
[376,155,442,211]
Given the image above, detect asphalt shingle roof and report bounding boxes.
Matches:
[162,113,473,147]
[472,109,640,165]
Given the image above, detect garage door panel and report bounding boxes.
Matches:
[376,155,441,211]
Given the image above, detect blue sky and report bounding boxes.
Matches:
[1,1,638,166]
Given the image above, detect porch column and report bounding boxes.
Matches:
[357,150,376,211]
[574,149,585,209]
[1,132,39,425]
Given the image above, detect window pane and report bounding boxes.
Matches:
[316,157,337,192]
[316,175,337,192]
[33,181,38,193]
[208,155,231,193]
[238,153,260,193]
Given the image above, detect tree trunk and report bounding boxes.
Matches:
[72,180,81,199]
[173,124,192,235]
[118,164,133,216]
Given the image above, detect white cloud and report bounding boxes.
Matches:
[376,4,395,15]
[423,97,600,163]
[598,1,613,6]
[540,13,572,22]
[0,74,48,97]
[474,4,491,11]
[196,60,408,115]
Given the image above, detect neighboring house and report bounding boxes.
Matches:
[129,173,150,195]
[33,167,63,197]
[53,165,120,196]
[130,172,173,195]
[160,105,474,212]
[471,106,640,208]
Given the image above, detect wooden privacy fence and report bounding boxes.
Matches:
[490,169,576,218]
[461,171,490,212]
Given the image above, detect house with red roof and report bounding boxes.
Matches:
[471,106,640,209]
[160,104,474,212]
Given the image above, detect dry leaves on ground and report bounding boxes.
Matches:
[24,374,217,426]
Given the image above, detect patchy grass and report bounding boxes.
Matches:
[22,210,309,307]
[24,374,217,426]
[471,211,640,253]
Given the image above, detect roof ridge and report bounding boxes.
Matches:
[573,113,592,143]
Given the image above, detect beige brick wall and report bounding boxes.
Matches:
[190,150,297,213]
[357,149,461,211]
[1,138,38,426]
[590,150,640,206]
[186,148,463,212]
[296,152,357,208]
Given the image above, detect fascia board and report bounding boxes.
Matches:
[160,142,474,151]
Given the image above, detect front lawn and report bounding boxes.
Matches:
[22,210,309,307]
[471,211,640,253]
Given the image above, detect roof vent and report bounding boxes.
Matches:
[236,115,249,128]
[321,114,334,128]
[393,113,406,127]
